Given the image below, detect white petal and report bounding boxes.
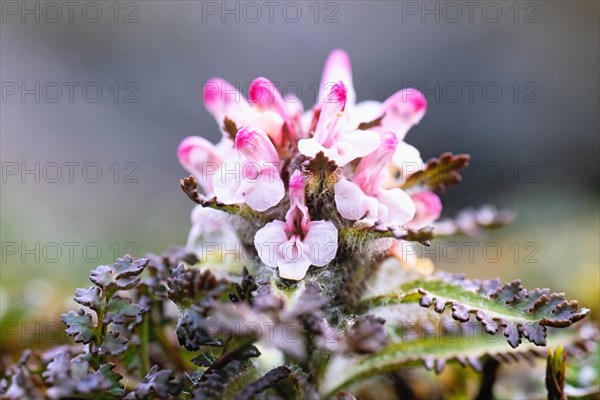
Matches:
[393,141,424,178]
[349,100,383,127]
[277,250,312,281]
[299,110,314,139]
[335,130,381,166]
[254,221,288,268]
[334,178,372,220]
[187,206,242,261]
[377,188,416,226]
[215,137,237,159]
[304,221,338,266]
[190,205,230,233]
[213,157,245,205]
[242,172,284,212]
[185,223,203,252]
[298,138,327,159]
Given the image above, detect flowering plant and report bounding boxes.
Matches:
[1,50,596,400]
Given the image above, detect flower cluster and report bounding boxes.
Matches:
[178,49,443,281]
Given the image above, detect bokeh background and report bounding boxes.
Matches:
[1,0,598,355]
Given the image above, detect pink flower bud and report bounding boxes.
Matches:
[318,49,355,106]
[202,78,250,123]
[289,170,305,202]
[177,136,221,194]
[354,131,398,193]
[285,170,309,233]
[378,88,427,140]
[248,77,288,119]
[407,191,442,229]
[235,126,279,164]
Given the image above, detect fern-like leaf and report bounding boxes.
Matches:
[400,152,470,192]
[321,325,596,397]
[360,272,589,348]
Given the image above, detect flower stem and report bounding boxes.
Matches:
[139,313,151,376]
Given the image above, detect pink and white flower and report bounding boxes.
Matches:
[177,49,437,279]
[203,77,302,146]
[310,49,427,174]
[178,137,245,258]
[177,136,229,195]
[350,88,427,140]
[248,77,303,145]
[334,131,415,225]
[298,82,381,167]
[213,126,285,212]
[254,170,338,280]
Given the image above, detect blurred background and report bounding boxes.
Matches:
[1,1,598,353]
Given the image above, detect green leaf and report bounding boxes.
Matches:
[68,353,92,380]
[89,255,148,292]
[191,352,216,367]
[229,267,258,304]
[105,296,145,324]
[236,344,262,361]
[61,309,96,344]
[320,326,593,397]
[97,363,125,398]
[235,366,292,400]
[97,332,129,356]
[191,339,263,399]
[3,352,42,399]
[400,152,470,192]
[176,307,224,351]
[125,365,181,399]
[193,362,259,400]
[403,226,434,246]
[74,286,102,311]
[43,351,120,398]
[359,272,589,348]
[167,264,229,307]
